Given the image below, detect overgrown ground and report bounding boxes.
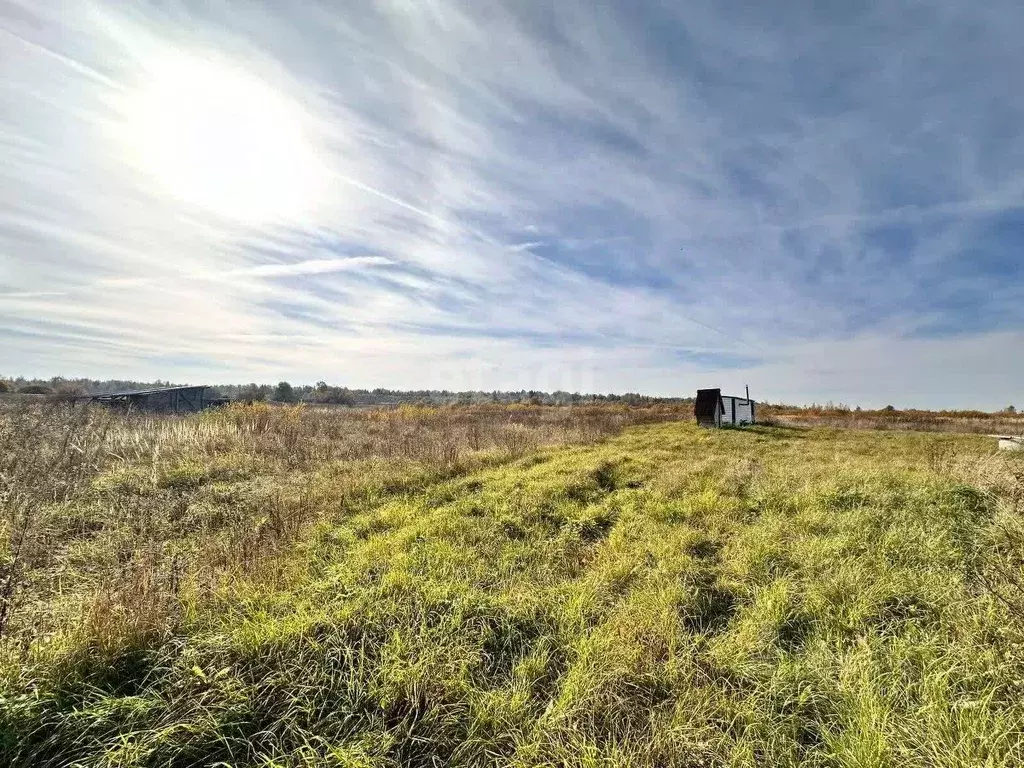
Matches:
[2,403,1024,766]
[761,404,1024,435]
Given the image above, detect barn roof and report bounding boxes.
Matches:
[90,385,210,400]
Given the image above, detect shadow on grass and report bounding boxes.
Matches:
[746,424,811,440]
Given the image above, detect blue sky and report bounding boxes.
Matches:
[1,0,1022,408]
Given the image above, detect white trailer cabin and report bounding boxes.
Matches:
[695,388,757,427]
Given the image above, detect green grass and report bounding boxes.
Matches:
[2,414,1024,766]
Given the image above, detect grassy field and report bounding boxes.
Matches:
[760,404,1024,435]
[1,402,1023,766]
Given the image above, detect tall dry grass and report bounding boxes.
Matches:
[0,404,112,637]
[4,414,1024,766]
[762,404,1024,435]
[0,400,686,649]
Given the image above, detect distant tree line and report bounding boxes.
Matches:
[3,377,1021,414]
[206,381,691,407]
[0,376,180,398]
[0,375,692,407]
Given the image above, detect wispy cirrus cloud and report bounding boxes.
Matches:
[2,0,1023,407]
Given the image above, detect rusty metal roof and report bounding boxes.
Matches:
[90,385,210,400]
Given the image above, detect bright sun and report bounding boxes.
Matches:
[127,53,321,224]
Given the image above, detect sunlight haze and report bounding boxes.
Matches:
[2,1,1023,408]
[123,51,324,224]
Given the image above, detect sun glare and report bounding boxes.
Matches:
[126,53,322,224]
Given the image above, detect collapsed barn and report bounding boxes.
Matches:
[90,385,227,414]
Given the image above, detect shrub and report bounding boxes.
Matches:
[17,385,52,395]
[307,383,355,405]
[51,383,88,401]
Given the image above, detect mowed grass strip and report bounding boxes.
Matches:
[2,417,1024,767]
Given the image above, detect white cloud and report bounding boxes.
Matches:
[2,0,1022,408]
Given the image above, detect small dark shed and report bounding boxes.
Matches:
[90,386,227,414]
[695,388,756,428]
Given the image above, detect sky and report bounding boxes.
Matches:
[1,0,1022,409]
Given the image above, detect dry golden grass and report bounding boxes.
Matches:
[0,400,686,646]
[762,404,1024,435]
[2,401,1024,766]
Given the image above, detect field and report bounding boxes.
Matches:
[1,402,1023,767]
[760,404,1024,436]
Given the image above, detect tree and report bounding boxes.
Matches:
[238,383,269,402]
[273,381,297,403]
[1005,405,1017,414]
[52,383,87,401]
[0,380,9,393]
[883,404,896,412]
[308,384,355,406]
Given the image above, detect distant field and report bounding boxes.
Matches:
[1,402,1023,766]
[762,404,1024,435]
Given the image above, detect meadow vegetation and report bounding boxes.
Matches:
[1,401,1023,766]
[762,404,1024,435]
